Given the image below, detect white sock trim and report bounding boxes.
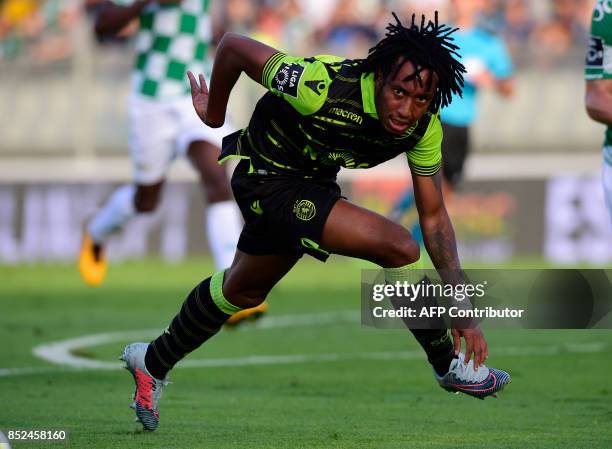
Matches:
[88,184,136,244]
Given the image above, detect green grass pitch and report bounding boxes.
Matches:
[1,258,611,448]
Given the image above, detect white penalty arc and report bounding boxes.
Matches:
[30,311,361,370]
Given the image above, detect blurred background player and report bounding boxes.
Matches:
[585,0,612,225]
[389,0,514,244]
[78,0,266,323]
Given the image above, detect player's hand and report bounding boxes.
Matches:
[188,71,209,124]
[451,326,488,369]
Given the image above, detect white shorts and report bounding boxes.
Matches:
[127,94,234,185]
[604,161,612,225]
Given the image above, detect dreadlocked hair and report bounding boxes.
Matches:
[356,11,465,110]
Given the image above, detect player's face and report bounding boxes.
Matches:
[375,59,437,135]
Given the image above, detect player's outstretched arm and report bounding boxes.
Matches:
[189,33,279,127]
[586,79,612,126]
[95,0,182,37]
[412,171,489,368]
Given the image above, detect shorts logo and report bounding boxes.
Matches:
[293,199,317,221]
[272,63,304,98]
[250,200,263,215]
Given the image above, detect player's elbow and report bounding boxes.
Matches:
[585,104,600,122]
[585,101,609,124]
[204,117,225,128]
[216,32,242,57]
[94,16,117,38]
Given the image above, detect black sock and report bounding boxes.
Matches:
[387,276,455,376]
[409,328,455,376]
[144,276,233,380]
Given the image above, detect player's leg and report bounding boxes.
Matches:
[79,96,173,286]
[145,249,298,379]
[320,199,510,398]
[187,140,267,324]
[186,140,242,270]
[123,249,298,430]
[321,199,455,372]
[79,180,166,286]
[179,104,264,325]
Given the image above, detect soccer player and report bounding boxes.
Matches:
[121,13,511,431]
[390,0,514,236]
[78,0,266,324]
[585,0,612,224]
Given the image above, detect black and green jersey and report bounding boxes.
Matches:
[221,53,443,179]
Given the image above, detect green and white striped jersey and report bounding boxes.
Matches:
[115,0,212,99]
[586,0,612,163]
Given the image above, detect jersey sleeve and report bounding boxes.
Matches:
[586,2,612,80]
[406,113,443,177]
[261,52,333,115]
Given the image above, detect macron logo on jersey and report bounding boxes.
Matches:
[329,108,363,124]
[272,63,304,98]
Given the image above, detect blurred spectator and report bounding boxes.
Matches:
[0,0,79,63]
[251,5,285,48]
[1,0,599,70]
[480,0,506,30]
[222,0,258,35]
[275,0,313,54]
[316,0,378,57]
[398,0,450,21]
[502,0,536,63]
[530,0,593,67]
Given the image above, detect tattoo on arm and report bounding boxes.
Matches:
[420,173,463,283]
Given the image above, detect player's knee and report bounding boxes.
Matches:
[382,235,420,268]
[201,175,232,203]
[134,192,160,212]
[223,288,267,310]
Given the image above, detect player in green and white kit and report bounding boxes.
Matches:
[78,0,245,292]
[586,0,612,224]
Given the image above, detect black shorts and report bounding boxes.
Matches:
[441,122,470,187]
[231,159,342,261]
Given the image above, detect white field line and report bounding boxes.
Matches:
[0,311,608,377]
[29,311,361,369]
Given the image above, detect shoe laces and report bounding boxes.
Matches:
[450,353,489,383]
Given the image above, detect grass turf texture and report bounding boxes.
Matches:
[1,258,611,449]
